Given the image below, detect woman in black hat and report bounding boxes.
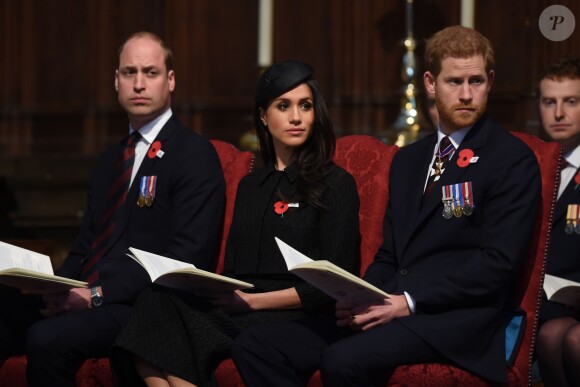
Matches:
[110,60,360,387]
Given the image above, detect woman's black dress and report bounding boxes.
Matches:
[111,163,360,386]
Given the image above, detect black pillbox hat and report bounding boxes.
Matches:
[255,60,314,108]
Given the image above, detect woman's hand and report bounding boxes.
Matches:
[204,290,254,314]
[202,287,302,314]
[335,295,410,331]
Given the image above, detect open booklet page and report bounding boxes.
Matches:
[128,247,254,292]
[275,237,390,303]
[544,274,580,306]
[0,241,87,293]
[0,241,54,274]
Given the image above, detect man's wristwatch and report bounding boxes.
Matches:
[90,287,103,308]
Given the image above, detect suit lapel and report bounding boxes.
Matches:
[393,133,444,251]
[101,116,180,256]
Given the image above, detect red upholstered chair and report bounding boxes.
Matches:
[387,132,560,386]
[215,134,399,386]
[0,140,254,387]
[209,140,255,274]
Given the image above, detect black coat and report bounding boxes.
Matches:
[540,155,580,322]
[365,115,541,383]
[57,114,225,309]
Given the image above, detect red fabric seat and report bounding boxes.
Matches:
[0,140,254,387]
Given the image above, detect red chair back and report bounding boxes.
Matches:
[333,135,399,275]
[209,140,254,274]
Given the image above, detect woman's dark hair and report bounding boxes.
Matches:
[254,77,336,210]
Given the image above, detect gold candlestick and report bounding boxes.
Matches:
[388,0,429,147]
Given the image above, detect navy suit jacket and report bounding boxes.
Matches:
[364,115,541,383]
[541,160,580,322]
[57,115,226,308]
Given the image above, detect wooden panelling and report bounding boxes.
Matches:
[0,0,579,251]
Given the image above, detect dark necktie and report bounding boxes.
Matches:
[80,131,141,285]
[424,136,454,197]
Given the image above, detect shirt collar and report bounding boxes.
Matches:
[258,162,299,186]
[436,124,472,151]
[129,108,173,144]
[564,143,580,170]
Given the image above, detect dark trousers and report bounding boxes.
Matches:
[232,316,446,387]
[0,286,131,387]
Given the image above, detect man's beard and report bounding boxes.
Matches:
[436,96,486,131]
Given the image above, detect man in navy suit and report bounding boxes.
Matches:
[0,31,225,387]
[536,57,580,387]
[231,25,541,386]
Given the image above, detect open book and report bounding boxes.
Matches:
[544,274,580,306]
[0,241,87,293]
[128,247,254,293]
[275,237,390,303]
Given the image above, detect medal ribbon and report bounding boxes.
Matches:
[442,185,452,201]
[453,183,463,207]
[139,176,148,199]
[147,176,157,198]
[438,140,454,159]
[462,181,474,207]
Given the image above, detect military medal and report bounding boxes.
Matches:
[433,138,455,178]
[138,176,157,207]
[137,177,147,207]
[145,176,157,207]
[441,185,453,219]
[572,204,580,235]
[452,183,463,218]
[462,181,474,216]
[434,158,444,177]
[565,204,577,235]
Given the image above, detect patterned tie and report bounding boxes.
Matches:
[424,136,454,197]
[80,131,141,285]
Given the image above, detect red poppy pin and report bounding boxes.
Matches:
[274,201,289,216]
[457,148,475,168]
[574,169,580,188]
[148,141,163,159]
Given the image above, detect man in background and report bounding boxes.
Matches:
[536,57,580,387]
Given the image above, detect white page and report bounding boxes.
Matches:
[275,237,313,270]
[0,241,53,274]
[128,247,195,282]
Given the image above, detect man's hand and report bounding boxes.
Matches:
[335,295,411,331]
[40,288,92,317]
